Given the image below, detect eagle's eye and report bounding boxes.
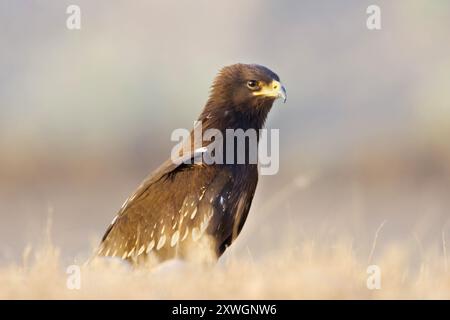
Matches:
[246,80,259,90]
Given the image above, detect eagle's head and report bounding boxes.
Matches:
[201,63,286,130]
[211,64,286,106]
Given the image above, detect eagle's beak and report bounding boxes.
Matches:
[277,82,287,103]
[270,80,287,103]
[253,80,287,103]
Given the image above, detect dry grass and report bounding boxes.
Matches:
[1,236,449,299]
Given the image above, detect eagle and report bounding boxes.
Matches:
[97,63,286,266]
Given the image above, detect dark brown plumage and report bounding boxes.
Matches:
[97,63,286,266]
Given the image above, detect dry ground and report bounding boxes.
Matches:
[1,231,448,299]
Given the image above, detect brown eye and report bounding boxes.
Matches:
[246,80,259,90]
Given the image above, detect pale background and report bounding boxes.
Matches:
[1,0,449,279]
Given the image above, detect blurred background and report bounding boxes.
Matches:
[1,0,449,267]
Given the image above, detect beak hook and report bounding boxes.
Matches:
[280,85,287,103]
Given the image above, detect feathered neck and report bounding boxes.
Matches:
[198,98,274,133]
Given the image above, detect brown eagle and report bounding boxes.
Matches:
[97,63,286,266]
